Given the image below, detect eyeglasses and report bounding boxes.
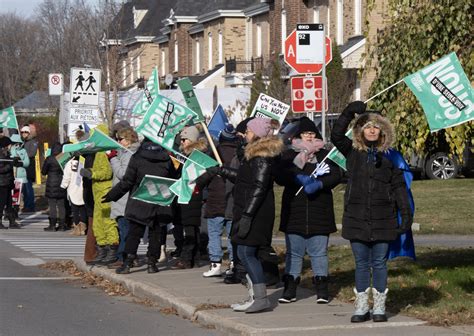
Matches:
[180,138,188,142]
[117,137,124,141]
[21,131,29,134]
[301,131,316,136]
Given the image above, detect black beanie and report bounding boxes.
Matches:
[297,116,322,139]
[236,117,255,134]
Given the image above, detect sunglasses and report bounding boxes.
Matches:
[21,131,29,134]
[180,138,188,142]
[117,137,124,141]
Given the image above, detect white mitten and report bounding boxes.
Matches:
[313,162,330,177]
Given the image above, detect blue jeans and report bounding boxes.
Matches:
[22,181,35,210]
[207,217,233,263]
[117,217,130,261]
[350,240,389,292]
[237,245,265,284]
[285,234,329,278]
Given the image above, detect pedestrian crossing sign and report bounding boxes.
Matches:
[70,67,101,106]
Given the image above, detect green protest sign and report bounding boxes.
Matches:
[177,78,205,123]
[0,106,19,129]
[62,128,124,154]
[133,67,159,115]
[132,175,177,206]
[404,52,474,132]
[136,94,197,152]
[327,129,353,171]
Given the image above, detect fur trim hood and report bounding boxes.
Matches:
[244,136,284,160]
[181,138,208,156]
[352,113,394,152]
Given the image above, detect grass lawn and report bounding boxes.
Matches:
[274,177,474,235]
[275,245,474,326]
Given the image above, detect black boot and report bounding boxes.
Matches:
[147,256,159,274]
[44,217,56,231]
[88,245,108,265]
[314,276,329,304]
[279,274,299,303]
[116,254,136,274]
[57,219,67,232]
[8,213,22,229]
[98,245,118,266]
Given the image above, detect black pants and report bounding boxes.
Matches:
[71,203,87,224]
[124,220,161,259]
[48,198,66,220]
[173,223,184,250]
[0,186,13,219]
[181,225,199,262]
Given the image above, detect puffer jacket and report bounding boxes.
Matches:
[10,145,29,182]
[110,142,140,219]
[0,148,14,188]
[106,139,177,226]
[41,143,67,199]
[275,148,341,236]
[220,136,284,247]
[331,105,412,242]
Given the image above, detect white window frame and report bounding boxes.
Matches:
[256,23,262,57]
[218,30,223,64]
[313,6,320,23]
[208,32,213,70]
[281,9,287,54]
[136,56,140,79]
[196,39,201,73]
[354,0,362,35]
[337,0,344,45]
[161,49,166,75]
[174,41,179,72]
[130,57,134,83]
[122,60,126,86]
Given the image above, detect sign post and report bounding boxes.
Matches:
[48,73,65,142]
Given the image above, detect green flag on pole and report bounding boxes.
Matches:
[0,106,19,130]
[327,129,353,171]
[403,52,474,132]
[62,128,124,154]
[136,93,197,152]
[132,175,178,206]
[133,67,160,115]
[177,78,205,123]
[170,150,218,204]
[55,152,75,171]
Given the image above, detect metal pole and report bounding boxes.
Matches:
[321,25,327,143]
[59,93,65,143]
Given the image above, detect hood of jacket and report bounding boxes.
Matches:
[181,138,208,156]
[244,136,284,161]
[137,140,170,162]
[51,142,63,156]
[352,113,394,152]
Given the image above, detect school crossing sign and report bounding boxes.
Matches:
[70,67,101,106]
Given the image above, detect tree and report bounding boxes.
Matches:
[246,70,266,116]
[366,1,473,160]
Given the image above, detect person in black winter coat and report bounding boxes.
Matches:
[103,138,177,274]
[0,138,22,229]
[41,142,68,231]
[331,101,413,323]
[275,117,341,304]
[209,118,283,314]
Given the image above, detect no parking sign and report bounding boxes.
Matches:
[291,76,328,113]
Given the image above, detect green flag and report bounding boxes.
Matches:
[136,93,197,152]
[62,128,124,154]
[0,106,19,129]
[404,52,474,132]
[132,175,178,206]
[177,78,205,123]
[327,129,353,171]
[133,67,160,115]
[170,150,218,204]
[55,152,75,171]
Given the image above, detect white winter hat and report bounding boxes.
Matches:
[20,126,31,133]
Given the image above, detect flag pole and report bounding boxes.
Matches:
[364,79,404,104]
[200,121,223,165]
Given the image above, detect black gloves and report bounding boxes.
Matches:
[397,212,413,234]
[236,214,252,239]
[343,101,366,118]
[12,157,22,167]
[79,168,92,179]
[101,194,112,203]
[206,166,221,177]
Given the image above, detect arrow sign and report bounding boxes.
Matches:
[72,96,80,103]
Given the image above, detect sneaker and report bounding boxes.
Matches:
[203,263,222,277]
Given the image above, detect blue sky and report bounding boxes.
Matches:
[0,0,101,17]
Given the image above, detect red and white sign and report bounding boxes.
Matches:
[284,30,332,74]
[48,73,63,96]
[291,76,328,113]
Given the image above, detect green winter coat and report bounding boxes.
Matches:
[10,145,30,182]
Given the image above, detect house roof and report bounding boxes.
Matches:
[340,35,365,57]
[13,91,59,116]
[171,0,257,20]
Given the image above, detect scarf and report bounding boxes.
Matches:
[291,138,325,169]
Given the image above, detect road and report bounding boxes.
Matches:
[0,213,219,336]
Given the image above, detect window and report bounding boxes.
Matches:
[196,39,201,73]
[337,0,344,45]
[122,60,126,86]
[218,30,223,64]
[130,57,134,83]
[136,56,140,80]
[256,24,262,57]
[281,10,287,54]
[174,41,178,72]
[208,32,213,70]
[161,49,166,75]
[313,6,320,23]
[354,0,361,35]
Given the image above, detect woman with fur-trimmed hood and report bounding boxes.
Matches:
[172,125,209,269]
[331,101,413,324]
[207,118,283,313]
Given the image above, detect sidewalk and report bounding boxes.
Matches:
[73,259,472,336]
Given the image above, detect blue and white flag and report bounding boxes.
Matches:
[207,104,228,140]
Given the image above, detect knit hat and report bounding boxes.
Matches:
[10,134,23,144]
[0,137,12,148]
[219,124,236,142]
[247,118,273,138]
[236,117,255,134]
[180,126,200,142]
[20,126,31,133]
[297,116,322,139]
[111,120,131,138]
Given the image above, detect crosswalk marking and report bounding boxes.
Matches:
[1,214,149,260]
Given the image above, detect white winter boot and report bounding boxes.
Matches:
[202,262,222,277]
[232,274,254,312]
[372,288,388,322]
[158,245,167,263]
[350,288,371,323]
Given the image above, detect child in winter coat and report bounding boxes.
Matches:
[61,156,87,235]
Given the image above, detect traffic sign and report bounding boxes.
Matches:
[284,30,332,74]
[68,106,100,123]
[48,73,63,96]
[70,67,101,106]
[291,76,328,113]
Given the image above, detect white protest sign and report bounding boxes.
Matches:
[250,93,290,128]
